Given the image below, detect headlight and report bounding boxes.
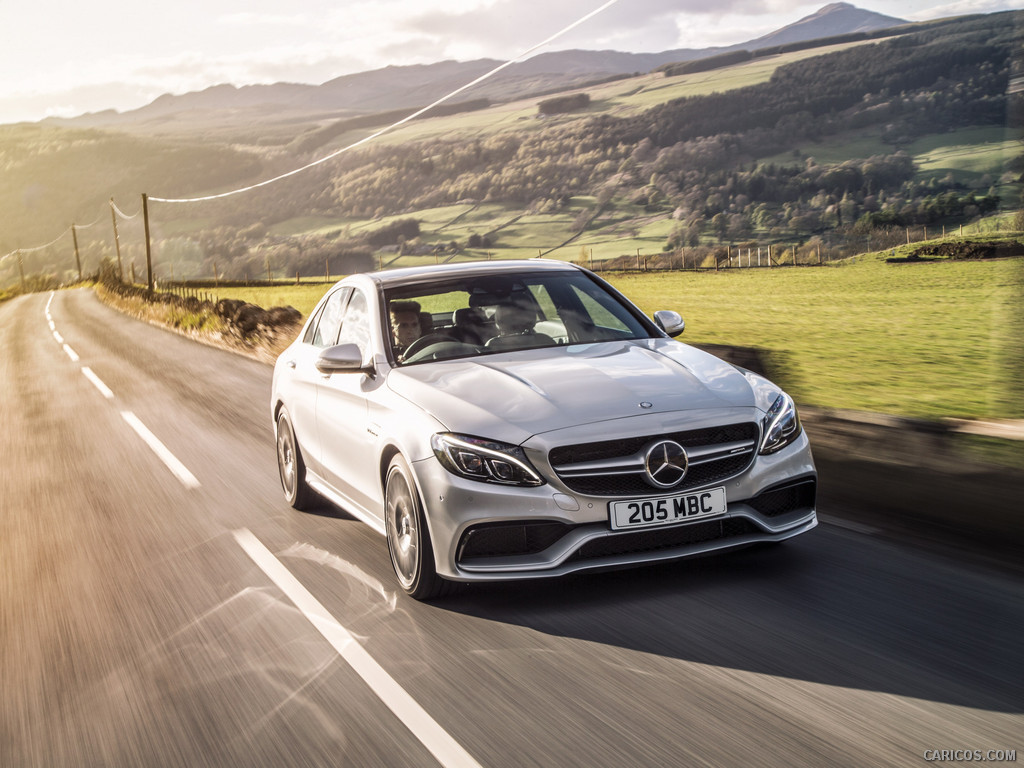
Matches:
[759,393,802,455]
[431,433,545,487]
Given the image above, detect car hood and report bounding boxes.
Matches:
[387,340,760,445]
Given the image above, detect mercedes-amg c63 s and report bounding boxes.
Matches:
[272,260,816,599]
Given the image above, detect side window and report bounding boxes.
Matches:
[302,302,326,345]
[310,288,350,348]
[337,289,371,358]
[570,284,632,333]
[527,284,556,321]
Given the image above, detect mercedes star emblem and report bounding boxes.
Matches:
[644,440,689,488]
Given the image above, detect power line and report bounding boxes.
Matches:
[111,199,140,220]
[3,0,621,270]
[1,198,116,264]
[1,227,71,264]
[149,0,621,205]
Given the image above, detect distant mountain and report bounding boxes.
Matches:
[49,3,908,132]
[744,2,906,48]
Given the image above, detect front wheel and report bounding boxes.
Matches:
[276,408,316,511]
[384,455,450,600]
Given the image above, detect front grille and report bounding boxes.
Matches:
[457,521,571,561]
[549,422,759,497]
[745,478,817,517]
[567,518,760,562]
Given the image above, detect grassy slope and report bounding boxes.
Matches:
[763,125,1019,182]
[213,244,1023,421]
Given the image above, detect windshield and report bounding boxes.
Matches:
[384,270,653,365]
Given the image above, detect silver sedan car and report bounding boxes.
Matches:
[272,260,816,599]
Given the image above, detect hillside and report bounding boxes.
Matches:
[2,9,1020,290]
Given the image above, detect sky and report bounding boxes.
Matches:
[0,0,1019,125]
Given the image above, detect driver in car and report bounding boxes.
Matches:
[389,300,422,360]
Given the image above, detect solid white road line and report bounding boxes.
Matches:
[63,344,80,362]
[120,411,200,489]
[232,528,483,768]
[81,367,114,400]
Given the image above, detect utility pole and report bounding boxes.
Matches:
[110,198,123,280]
[142,193,154,294]
[71,224,82,281]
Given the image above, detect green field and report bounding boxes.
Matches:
[612,252,1022,421]
[212,245,1023,421]
[762,125,1019,186]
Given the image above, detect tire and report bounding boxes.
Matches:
[276,408,316,511]
[384,455,451,600]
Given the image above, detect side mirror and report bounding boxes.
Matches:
[653,310,685,337]
[316,343,372,374]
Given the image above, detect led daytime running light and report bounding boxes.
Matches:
[432,434,544,487]
[760,393,802,455]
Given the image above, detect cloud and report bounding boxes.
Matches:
[218,12,314,27]
[395,0,831,57]
[905,0,1022,19]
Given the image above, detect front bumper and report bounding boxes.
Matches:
[411,428,817,582]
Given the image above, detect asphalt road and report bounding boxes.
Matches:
[2,288,1021,767]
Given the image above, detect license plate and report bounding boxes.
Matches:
[610,487,727,530]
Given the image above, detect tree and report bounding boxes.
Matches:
[711,213,728,241]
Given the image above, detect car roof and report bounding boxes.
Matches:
[367,259,584,289]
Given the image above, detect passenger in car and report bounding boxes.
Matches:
[485,302,555,350]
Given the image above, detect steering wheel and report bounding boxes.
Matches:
[401,333,459,360]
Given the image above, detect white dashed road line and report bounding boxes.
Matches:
[233,528,483,768]
[47,292,200,490]
[81,367,114,400]
[121,411,201,490]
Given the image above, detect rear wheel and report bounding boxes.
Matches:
[276,409,316,511]
[385,455,450,600]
